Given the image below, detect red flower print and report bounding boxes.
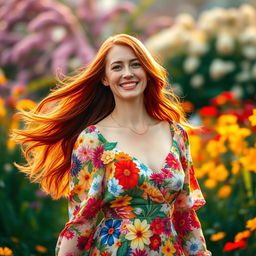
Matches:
[131,249,148,256]
[82,198,103,218]
[93,145,104,169]
[162,168,174,178]
[149,234,161,251]
[64,253,75,256]
[101,252,111,256]
[150,172,165,184]
[181,155,188,170]
[190,210,201,229]
[223,240,247,251]
[166,154,181,170]
[63,230,75,240]
[189,166,199,190]
[85,233,94,251]
[150,217,164,235]
[174,241,183,255]
[114,160,139,189]
[77,236,88,251]
[173,211,192,236]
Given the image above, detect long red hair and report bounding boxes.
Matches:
[12,34,189,199]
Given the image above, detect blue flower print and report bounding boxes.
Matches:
[108,178,124,197]
[100,219,121,246]
[70,154,82,176]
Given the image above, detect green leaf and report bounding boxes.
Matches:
[73,193,81,203]
[116,240,129,256]
[98,134,107,143]
[104,142,117,150]
[131,197,147,205]
[138,175,145,186]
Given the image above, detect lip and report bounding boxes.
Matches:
[119,81,138,86]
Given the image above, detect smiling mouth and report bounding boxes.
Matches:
[119,81,138,88]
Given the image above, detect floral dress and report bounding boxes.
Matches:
[56,121,211,256]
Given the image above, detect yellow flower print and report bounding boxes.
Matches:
[110,195,132,208]
[106,162,115,180]
[101,150,115,164]
[161,239,176,255]
[74,136,85,150]
[115,152,132,161]
[125,219,152,250]
[78,168,92,190]
[145,185,164,203]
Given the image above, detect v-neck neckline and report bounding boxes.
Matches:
[91,120,176,174]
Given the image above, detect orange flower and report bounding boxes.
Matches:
[218,185,232,198]
[35,245,47,253]
[210,232,226,241]
[246,217,256,231]
[114,160,139,189]
[234,230,251,242]
[115,152,132,161]
[0,247,13,256]
[110,195,132,208]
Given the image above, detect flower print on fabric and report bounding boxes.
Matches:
[125,219,153,250]
[56,122,211,256]
[70,154,82,177]
[108,177,124,197]
[100,219,121,246]
[114,160,140,189]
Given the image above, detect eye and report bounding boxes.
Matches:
[111,65,122,70]
[132,62,141,68]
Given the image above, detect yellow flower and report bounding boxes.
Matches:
[217,114,237,125]
[106,162,115,180]
[240,148,256,172]
[0,247,13,256]
[161,239,176,255]
[206,139,227,158]
[110,195,132,208]
[218,185,232,198]
[234,230,251,242]
[204,178,217,189]
[249,109,256,126]
[0,97,6,118]
[101,150,115,164]
[145,185,164,203]
[78,168,92,190]
[231,160,240,175]
[246,217,256,231]
[16,99,37,111]
[125,219,152,250]
[199,161,216,177]
[208,164,228,182]
[35,245,47,253]
[210,232,226,241]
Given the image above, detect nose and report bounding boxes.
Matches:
[123,66,134,78]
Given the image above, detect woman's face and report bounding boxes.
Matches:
[102,44,147,102]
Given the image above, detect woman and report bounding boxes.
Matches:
[13,34,211,256]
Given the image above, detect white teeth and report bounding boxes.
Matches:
[120,82,137,88]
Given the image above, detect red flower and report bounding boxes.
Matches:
[81,198,103,218]
[150,172,165,184]
[114,160,139,189]
[150,217,164,235]
[77,236,88,251]
[85,233,94,251]
[173,211,192,236]
[223,240,247,251]
[166,154,181,170]
[189,166,199,190]
[149,234,161,251]
[63,230,75,240]
[199,106,218,117]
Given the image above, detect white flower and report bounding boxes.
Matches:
[134,208,143,215]
[235,71,251,82]
[231,84,243,99]
[170,173,184,191]
[188,40,209,56]
[184,238,203,255]
[242,46,256,60]
[190,74,204,88]
[89,175,102,196]
[183,56,200,74]
[108,178,124,197]
[209,59,234,80]
[84,132,98,149]
[216,33,235,54]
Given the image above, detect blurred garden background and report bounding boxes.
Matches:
[0,0,256,255]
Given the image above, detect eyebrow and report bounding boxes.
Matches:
[110,58,139,65]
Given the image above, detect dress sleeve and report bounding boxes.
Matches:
[56,129,105,256]
[172,126,211,256]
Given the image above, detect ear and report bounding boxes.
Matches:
[101,77,109,86]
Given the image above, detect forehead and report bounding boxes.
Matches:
[105,44,137,64]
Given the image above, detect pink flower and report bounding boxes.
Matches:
[150,172,165,184]
[161,168,174,178]
[81,198,103,218]
[166,154,181,170]
[63,230,75,240]
[77,145,93,162]
[93,145,104,169]
[162,217,172,236]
